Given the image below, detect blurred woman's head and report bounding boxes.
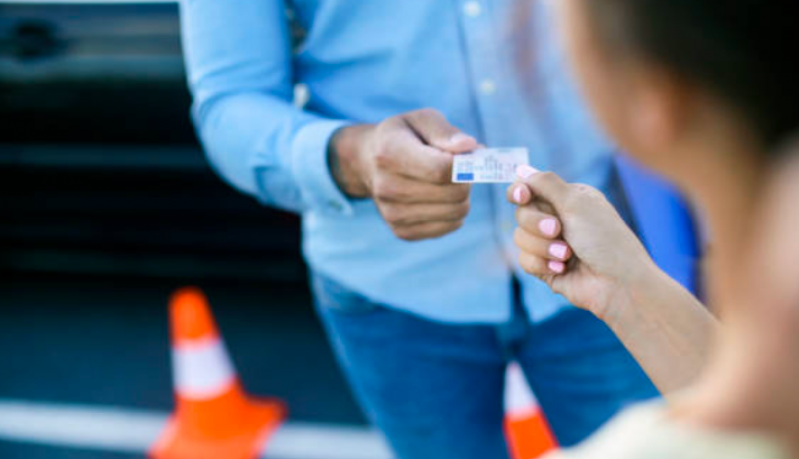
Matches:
[556,2,799,445]
[558,0,799,183]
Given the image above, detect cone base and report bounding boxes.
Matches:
[150,398,286,459]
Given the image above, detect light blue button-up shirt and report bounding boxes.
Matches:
[180,0,616,323]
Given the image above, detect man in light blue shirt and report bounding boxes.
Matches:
[180,1,659,457]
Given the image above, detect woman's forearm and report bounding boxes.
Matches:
[603,264,718,398]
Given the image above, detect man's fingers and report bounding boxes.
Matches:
[373,175,470,204]
[404,109,478,153]
[376,111,476,184]
[394,146,454,184]
[381,201,470,227]
[393,220,466,242]
[515,206,562,239]
[376,128,455,184]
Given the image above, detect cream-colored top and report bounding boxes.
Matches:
[543,403,790,459]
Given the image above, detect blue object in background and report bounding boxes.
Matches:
[616,155,701,294]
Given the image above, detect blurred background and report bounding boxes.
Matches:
[0,1,376,458]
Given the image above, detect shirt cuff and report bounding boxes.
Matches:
[291,119,355,216]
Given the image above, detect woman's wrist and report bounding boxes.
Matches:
[599,259,664,329]
[598,260,715,395]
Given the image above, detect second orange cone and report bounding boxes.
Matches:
[504,361,558,459]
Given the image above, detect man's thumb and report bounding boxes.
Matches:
[405,109,478,153]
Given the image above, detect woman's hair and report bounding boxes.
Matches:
[583,0,799,149]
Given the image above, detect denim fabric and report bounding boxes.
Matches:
[311,273,659,459]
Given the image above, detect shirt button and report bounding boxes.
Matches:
[463,1,482,17]
[480,79,497,95]
[328,201,344,211]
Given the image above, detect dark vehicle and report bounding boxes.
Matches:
[0,7,367,459]
[0,0,305,282]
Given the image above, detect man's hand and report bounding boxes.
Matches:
[330,109,478,241]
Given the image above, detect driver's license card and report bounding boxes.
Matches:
[452,148,530,183]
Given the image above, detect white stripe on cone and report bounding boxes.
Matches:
[172,337,236,400]
[504,361,539,416]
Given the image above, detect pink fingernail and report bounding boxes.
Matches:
[516,164,540,179]
[539,218,557,237]
[513,186,524,204]
[548,260,565,273]
[549,243,568,260]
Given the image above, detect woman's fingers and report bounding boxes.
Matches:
[515,166,572,213]
[518,250,568,277]
[515,205,563,239]
[507,182,561,235]
[508,179,572,277]
[514,228,573,262]
[507,182,533,205]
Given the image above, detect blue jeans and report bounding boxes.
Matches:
[311,273,658,459]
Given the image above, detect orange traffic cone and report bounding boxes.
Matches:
[149,287,286,459]
[503,361,557,459]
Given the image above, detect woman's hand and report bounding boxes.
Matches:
[507,165,657,319]
[509,165,716,394]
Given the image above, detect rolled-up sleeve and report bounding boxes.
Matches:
[179,0,354,216]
